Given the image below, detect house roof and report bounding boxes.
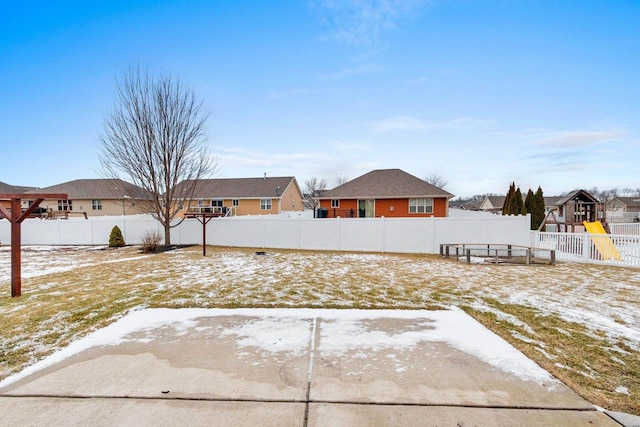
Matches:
[555,189,600,206]
[612,197,640,207]
[486,196,505,209]
[319,169,453,199]
[27,179,149,200]
[0,181,36,194]
[0,181,20,194]
[182,176,300,199]
[449,199,470,209]
[544,196,562,207]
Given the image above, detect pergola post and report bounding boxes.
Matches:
[10,198,22,297]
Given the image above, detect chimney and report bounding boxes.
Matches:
[264,172,266,180]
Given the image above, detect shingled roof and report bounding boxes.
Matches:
[0,181,36,194]
[180,176,299,199]
[554,189,600,206]
[319,169,453,199]
[612,196,640,207]
[27,179,149,200]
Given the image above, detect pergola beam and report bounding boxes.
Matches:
[0,193,67,297]
[184,213,217,256]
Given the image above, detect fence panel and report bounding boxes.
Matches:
[298,220,340,250]
[383,218,434,253]
[338,219,385,252]
[609,223,640,235]
[533,231,640,268]
[1,213,532,255]
[264,219,304,249]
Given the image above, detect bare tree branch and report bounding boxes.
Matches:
[334,174,349,187]
[425,174,448,189]
[98,67,217,245]
[303,177,328,210]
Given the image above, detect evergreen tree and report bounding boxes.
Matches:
[534,186,546,231]
[514,187,525,215]
[109,225,125,247]
[524,189,536,229]
[502,182,515,215]
[507,183,522,215]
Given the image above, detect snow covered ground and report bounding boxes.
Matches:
[1,245,638,352]
[0,307,557,389]
[0,245,638,412]
[0,245,148,278]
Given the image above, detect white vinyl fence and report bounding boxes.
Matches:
[609,223,640,235]
[0,214,532,255]
[532,231,640,268]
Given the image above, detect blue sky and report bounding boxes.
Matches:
[1,1,638,198]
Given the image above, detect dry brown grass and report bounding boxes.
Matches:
[0,245,638,414]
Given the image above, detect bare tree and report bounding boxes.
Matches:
[98,68,216,245]
[425,174,448,189]
[334,174,349,187]
[304,177,328,210]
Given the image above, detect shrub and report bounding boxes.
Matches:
[109,225,125,247]
[141,230,163,253]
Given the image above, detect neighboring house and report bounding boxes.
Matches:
[318,169,453,218]
[450,196,504,214]
[0,181,38,217]
[449,199,474,210]
[25,179,148,218]
[178,176,304,216]
[0,181,21,212]
[543,196,562,213]
[548,189,604,232]
[479,196,505,214]
[606,197,640,223]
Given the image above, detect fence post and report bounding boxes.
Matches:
[582,233,591,263]
[382,216,386,253]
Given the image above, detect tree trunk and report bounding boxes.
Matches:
[164,222,171,246]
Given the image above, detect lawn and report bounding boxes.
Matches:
[0,245,638,415]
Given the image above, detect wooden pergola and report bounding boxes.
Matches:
[0,193,67,297]
[183,211,223,256]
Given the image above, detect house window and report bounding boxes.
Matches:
[211,199,223,208]
[58,200,72,211]
[409,198,433,214]
[260,199,272,210]
[331,199,340,208]
[232,199,239,207]
[92,199,102,211]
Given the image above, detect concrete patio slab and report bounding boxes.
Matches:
[308,403,618,427]
[310,315,592,408]
[1,315,311,401]
[0,397,306,427]
[0,308,626,426]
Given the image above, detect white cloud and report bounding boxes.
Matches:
[332,141,372,151]
[320,63,384,79]
[216,147,329,171]
[312,0,431,48]
[529,129,623,147]
[372,116,495,133]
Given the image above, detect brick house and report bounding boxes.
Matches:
[318,169,453,218]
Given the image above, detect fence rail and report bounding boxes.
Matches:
[532,231,640,268]
[1,213,532,255]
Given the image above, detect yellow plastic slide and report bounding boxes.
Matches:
[583,221,621,261]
